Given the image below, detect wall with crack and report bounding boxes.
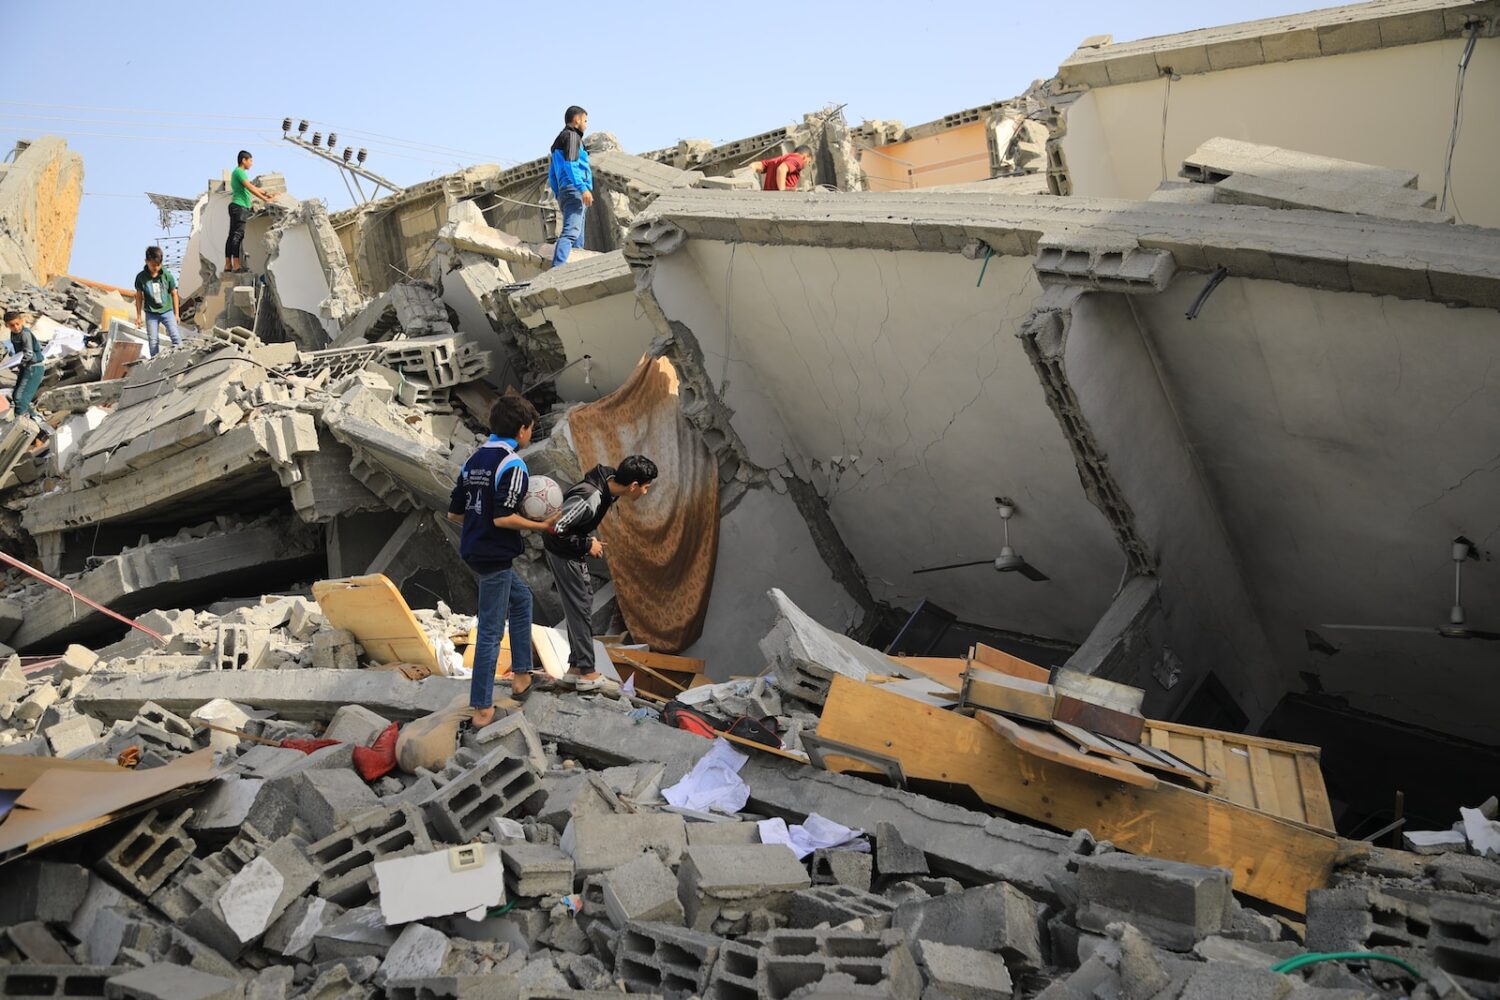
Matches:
[1040,289,1289,722]
[647,240,1124,642]
[1055,36,1500,226]
[1131,274,1500,742]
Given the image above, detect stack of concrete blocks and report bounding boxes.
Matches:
[1071,854,1234,953]
[305,803,435,906]
[420,745,545,843]
[615,920,724,997]
[677,844,813,933]
[706,927,923,1000]
[502,841,575,898]
[1307,885,1500,996]
[97,808,197,897]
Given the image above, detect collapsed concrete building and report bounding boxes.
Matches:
[1,0,1499,997]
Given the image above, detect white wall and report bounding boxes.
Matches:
[685,484,865,678]
[1062,36,1500,226]
[1061,292,1289,722]
[1135,277,1500,742]
[547,293,663,402]
[652,242,1124,641]
[267,221,337,341]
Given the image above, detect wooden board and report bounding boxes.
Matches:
[978,712,1157,788]
[1141,720,1335,833]
[461,624,569,681]
[889,656,967,690]
[614,661,688,699]
[1052,693,1145,743]
[1052,668,1145,714]
[313,575,439,673]
[1052,720,1212,785]
[604,647,706,676]
[962,667,1055,722]
[816,676,1337,912]
[970,644,1051,683]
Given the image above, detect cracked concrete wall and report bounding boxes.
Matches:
[264,202,364,346]
[1132,273,1500,742]
[1044,289,1289,723]
[1056,36,1500,226]
[648,241,1123,642]
[0,137,83,285]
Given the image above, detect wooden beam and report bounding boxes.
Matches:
[961,668,1054,722]
[1052,693,1145,743]
[605,647,707,676]
[815,676,1336,912]
[969,644,1051,683]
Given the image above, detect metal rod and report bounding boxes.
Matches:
[0,550,167,643]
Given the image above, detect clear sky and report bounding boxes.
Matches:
[7,0,1316,284]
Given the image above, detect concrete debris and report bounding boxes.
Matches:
[1,4,1498,997]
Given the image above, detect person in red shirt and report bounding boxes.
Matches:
[753,145,812,191]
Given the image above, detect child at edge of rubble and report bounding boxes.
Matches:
[543,455,659,691]
[446,395,560,727]
[224,149,277,275]
[133,246,182,357]
[3,310,49,436]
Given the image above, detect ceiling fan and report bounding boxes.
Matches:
[1321,537,1499,641]
[913,498,1050,582]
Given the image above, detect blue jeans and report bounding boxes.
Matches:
[144,312,181,357]
[471,566,533,709]
[552,187,587,268]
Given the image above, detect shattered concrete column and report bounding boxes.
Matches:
[263,200,366,348]
[0,136,84,284]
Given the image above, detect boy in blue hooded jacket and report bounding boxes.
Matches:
[548,105,593,269]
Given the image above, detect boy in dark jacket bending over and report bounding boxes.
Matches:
[447,396,559,724]
[544,456,658,689]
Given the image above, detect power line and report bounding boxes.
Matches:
[0,100,520,166]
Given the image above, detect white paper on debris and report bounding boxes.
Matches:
[757,813,868,859]
[662,738,749,814]
[1461,805,1500,858]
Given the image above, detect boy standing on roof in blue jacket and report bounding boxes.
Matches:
[446,395,559,726]
[548,105,593,269]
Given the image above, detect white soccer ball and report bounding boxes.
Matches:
[521,475,564,521]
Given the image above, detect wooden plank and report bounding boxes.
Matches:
[979,713,1157,788]
[1247,746,1284,816]
[815,676,1336,913]
[1269,749,1307,826]
[1052,721,1211,784]
[1052,693,1145,742]
[1296,754,1336,833]
[614,661,688,697]
[1052,669,1145,714]
[889,656,967,690]
[970,644,1051,683]
[962,668,1054,722]
[1203,738,1228,786]
[1145,719,1322,757]
[605,647,706,676]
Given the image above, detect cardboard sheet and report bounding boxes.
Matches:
[0,749,216,859]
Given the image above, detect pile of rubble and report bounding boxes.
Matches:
[3,582,1499,998]
[2,1,1499,995]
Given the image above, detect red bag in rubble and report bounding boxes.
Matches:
[353,722,400,781]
